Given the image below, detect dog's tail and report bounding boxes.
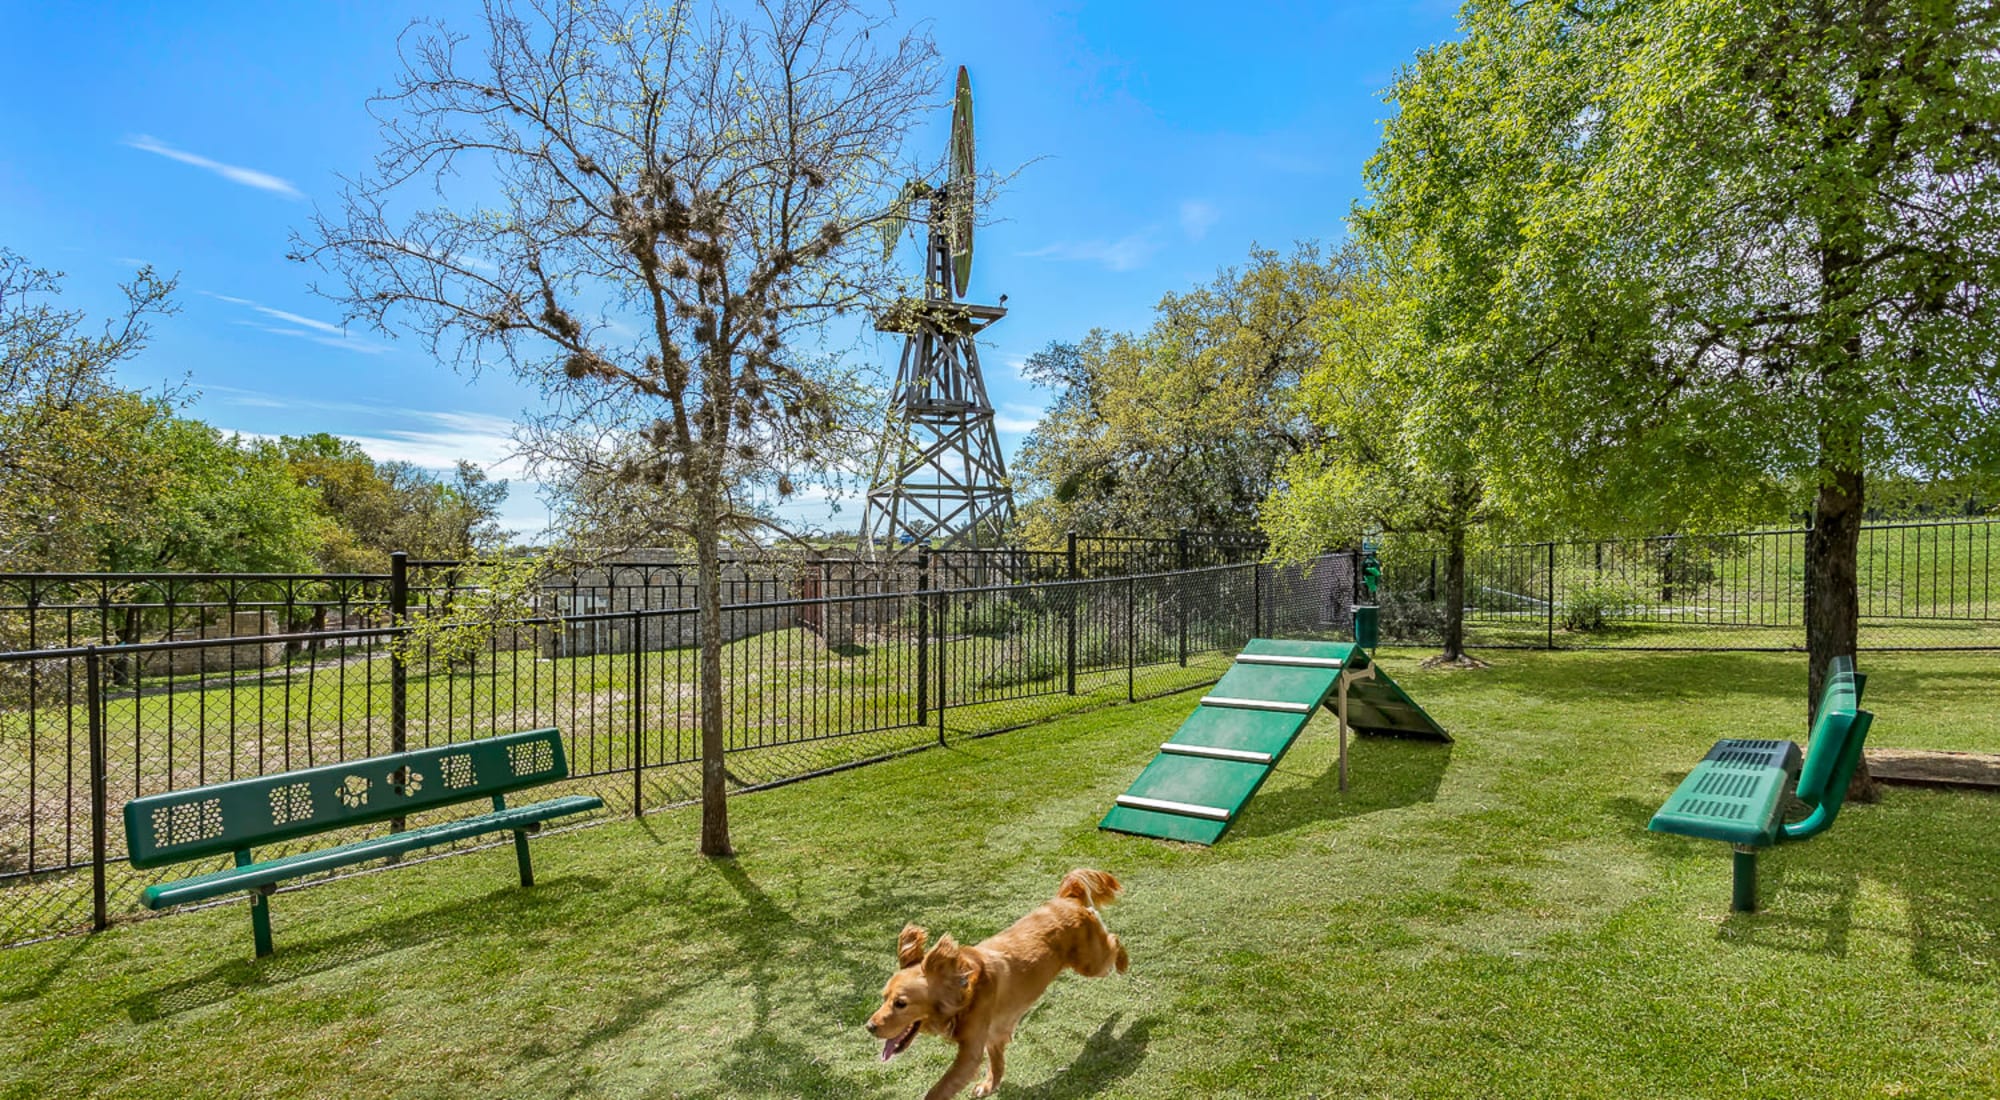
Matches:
[1058,868,1122,908]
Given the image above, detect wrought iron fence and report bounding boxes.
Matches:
[0,532,1267,671]
[1373,518,2000,651]
[0,551,1351,946]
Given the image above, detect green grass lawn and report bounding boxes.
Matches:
[1,649,1995,1099]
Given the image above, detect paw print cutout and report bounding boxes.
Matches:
[336,775,371,809]
[388,766,423,797]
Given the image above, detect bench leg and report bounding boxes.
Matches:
[1732,847,1758,913]
[512,829,534,888]
[249,890,275,957]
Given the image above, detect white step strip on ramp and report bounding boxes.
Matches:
[1114,795,1231,821]
[1235,653,1344,669]
[1200,695,1314,714]
[1159,743,1274,764]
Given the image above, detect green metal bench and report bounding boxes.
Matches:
[1648,657,1875,912]
[123,727,602,956]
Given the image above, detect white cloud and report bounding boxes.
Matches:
[339,411,528,478]
[1024,231,1160,273]
[212,396,525,478]
[123,135,304,200]
[210,293,342,335]
[218,407,548,541]
[993,402,1045,434]
[1179,200,1220,241]
[205,292,391,355]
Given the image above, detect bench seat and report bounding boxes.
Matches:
[1648,658,1874,912]
[1648,739,1801,848]
[141,794,602,909]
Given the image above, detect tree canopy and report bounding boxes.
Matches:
[1014,245,1334,544]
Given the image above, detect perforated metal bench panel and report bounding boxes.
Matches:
[1649,738,1802,847]
[125,728,577,869]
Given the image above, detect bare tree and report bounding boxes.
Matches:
[296,0,940,856]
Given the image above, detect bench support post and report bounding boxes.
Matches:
[236,849,274,957]
[1731,846,1758,913]
[496,794,533,887]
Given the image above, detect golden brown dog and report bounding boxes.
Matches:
[867,868,1129,1099]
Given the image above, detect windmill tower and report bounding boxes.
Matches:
[858,67,1014,555]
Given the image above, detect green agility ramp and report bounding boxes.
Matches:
[1099,638,1448,845]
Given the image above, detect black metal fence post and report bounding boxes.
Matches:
[87,646,107,932]
[630,607,644,817]
[1252,561,1263,641]
[916,545,930,726]
[1176,529,1189,668]
[389,552,409,754]
[388,551,409,836]
[931,543,947,745]
[1546,541,1557,649]
[1065,532,1078,696]
[1126,575,1136,702]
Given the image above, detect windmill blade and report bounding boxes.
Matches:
[874,181,928,262]
[949,66,975,297]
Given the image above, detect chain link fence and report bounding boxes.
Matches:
[0,550,1352,946]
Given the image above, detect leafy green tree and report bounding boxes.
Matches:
[1015,245,1334,544]
[99,418,322,576]
[266,433,406,572]
[1488,0,2000,744]
[1262,257,1499,664]
[0,251,178,571]
[1262,3,1582,664]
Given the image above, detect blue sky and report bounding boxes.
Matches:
[0,1,1460,541]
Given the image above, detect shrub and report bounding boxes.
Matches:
[1559,579,1638,633]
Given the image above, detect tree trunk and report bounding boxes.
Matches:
[1442,522,1467,662]
[1805,455,1876,802]
[694,481,734,857]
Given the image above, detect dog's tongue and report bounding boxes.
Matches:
[880,1022,917,1062]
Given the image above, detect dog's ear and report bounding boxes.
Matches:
[923,935,969,1012]
[897,924,928,968]
[922,934,961,978]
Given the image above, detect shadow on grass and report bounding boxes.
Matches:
[1008,1013,1157,1100]
[1621,786,1999,983]
[124,874,608,1022]
[1230,736,1451,840]
[1719,866,1860,958]
[0,934,90,1006]
[498,856,1018,1099]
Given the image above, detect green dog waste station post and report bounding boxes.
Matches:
[1099,636,1448,846]
[1353,604,1379,649]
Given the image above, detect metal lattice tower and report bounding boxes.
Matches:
[858,69,1013,554]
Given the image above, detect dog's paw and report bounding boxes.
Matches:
[972,1083,997,1098]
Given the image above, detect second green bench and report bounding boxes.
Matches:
[1648,657,1875,912]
